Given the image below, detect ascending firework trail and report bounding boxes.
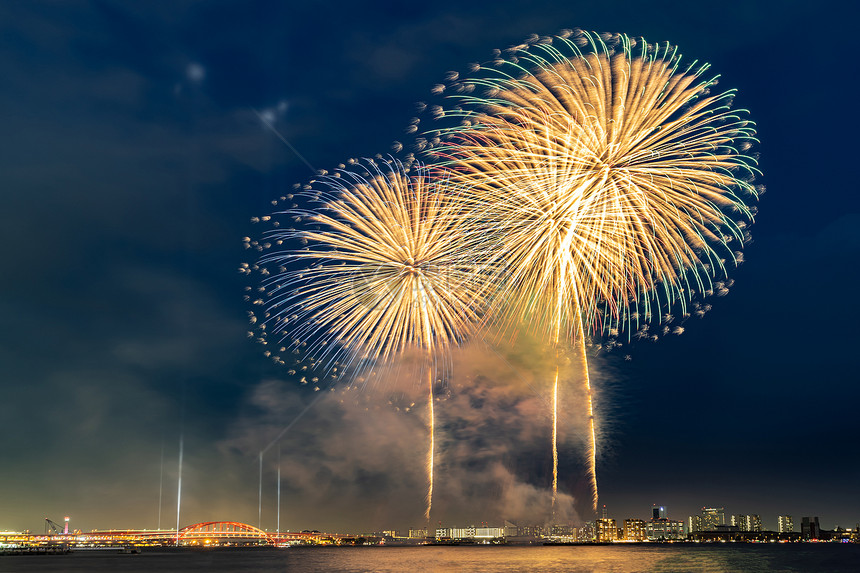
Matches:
[248,158,485,521]
[423,29,760,512]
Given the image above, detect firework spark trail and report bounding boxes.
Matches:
[423,29,759,514]
[574,309,598,511]
[551,252,565,512]
[426,366,435,521]
[551,363,559,509]
[249,158,487,520]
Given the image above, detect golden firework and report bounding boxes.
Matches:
[252,157,486,520]
[424,30,760,512]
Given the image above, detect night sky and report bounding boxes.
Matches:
[2,1,858,535]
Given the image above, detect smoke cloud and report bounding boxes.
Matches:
[221,337,611,531]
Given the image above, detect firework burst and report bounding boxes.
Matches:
[247,157,486,520]
[421,29,760,512]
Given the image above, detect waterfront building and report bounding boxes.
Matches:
[747,515,762,532]
[436,525,504,540]
[408,528,428,538]
[689,507,725,532]
[777,516,793,533]
[646,519,685,541]
[577,522,595,542]
[731,514,748,531]
[652,505,667,520]
[474,527,504,539]
[623,519,645,541]
[449,526,475,539]
[702,508,725,530]
[688,515,701,533]
[596,518,617,542]
[516,525,543,538]
[801,517,821,540]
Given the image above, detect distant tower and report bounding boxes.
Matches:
[747,515,762,533]
[652,505,667,520]
[777,515,794,533]
[801,517,820,540]
[64,516,69,535]
[596,517,617,542]
[623,519,646,541]
[699,508,725,531]
[688,515,702,533]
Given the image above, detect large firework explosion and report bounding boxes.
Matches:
[419,29,760,512]
[245,157,487,520]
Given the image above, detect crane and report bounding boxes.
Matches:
[44,517,69,535]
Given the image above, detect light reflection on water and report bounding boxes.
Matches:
[2,544,859,573]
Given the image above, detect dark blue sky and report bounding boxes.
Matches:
[1,0,858,533]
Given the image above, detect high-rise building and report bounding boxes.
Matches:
[596,518,618,542]
[516,525,544,538]
[731,514,748,531]
[646,519,685,540]
[690,508,726,532]
[578,522,595,542]
[688,515,702,533]
[624,519,646,541]
[801,517,821,540]
[645,505,684,540]
[700,508,725,531]
[777,516,793,533]
[747,515,762,532]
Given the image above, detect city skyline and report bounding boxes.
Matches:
[11,492,855,537]
[2,0,859,536]
[7,504,850,539]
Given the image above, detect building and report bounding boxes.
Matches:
[408,528,428,538]
[702,508,725,531]
[436,526,505,540]
[474,527,504,539]
[652,505,667,520]
[801,517,821,540]
[747,515,762,532]
[623,519,645,542]
[596,518,617,542]
[516,525,543,538]
[777,516,794,534]
[690,508,725,532]
[646,519,685,541]
[688,515,701,533]
[731,515,748,531]
[577,522,595,542]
